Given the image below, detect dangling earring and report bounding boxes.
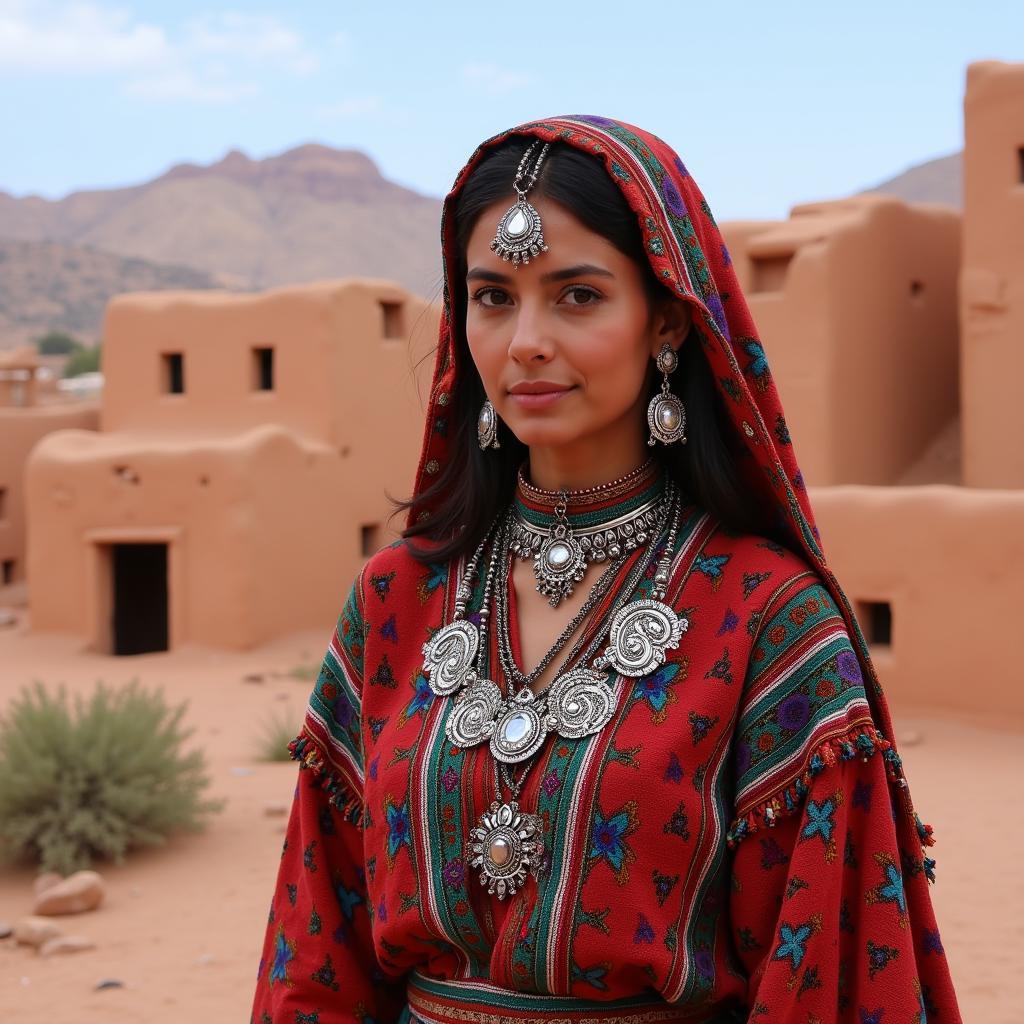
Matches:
[478,399,501,450]
[647,343,687,446]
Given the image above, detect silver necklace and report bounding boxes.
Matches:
[511,459,662,608]
[421,482,689,899]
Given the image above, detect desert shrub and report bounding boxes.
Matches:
[63,343,101,378]
[0,680,224,874]
[34,330,80,355]
[254,706,303,763]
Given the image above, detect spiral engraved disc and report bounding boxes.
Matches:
[546,668,617,739]
[422,620,479,696]
[445,678,502,747]
[604,599,688,677]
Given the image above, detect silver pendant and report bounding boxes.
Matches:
[545,668,617,739]
[445,678,503,747]
[600,599,688,678]
[491,196,548,266]
[467,799,545,899]
[534,521,587,607]
[422,620,480,696]
[490,686,550,764]
[647,392,687,446]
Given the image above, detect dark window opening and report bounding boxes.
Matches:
[253,346,274,391]
[162,353,185,394]
[1018,146,1024,184]
[111,543,168,655]
[380,301,403,340]
[856,600,892,647]
[1,559,14,585]
[361,524,381,557]
[750,253,793,294]
[910,279,924,298]
[0,486,7,521]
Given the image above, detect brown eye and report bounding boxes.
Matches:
[473,287,512,308]
[562,286,601,306]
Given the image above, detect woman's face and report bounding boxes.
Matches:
[464,194,691,455]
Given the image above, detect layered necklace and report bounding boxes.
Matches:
[421,462,690,899]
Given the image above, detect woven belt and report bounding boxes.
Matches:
[404,970,731,1024]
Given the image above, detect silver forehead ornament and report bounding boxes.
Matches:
[490,139,551,266]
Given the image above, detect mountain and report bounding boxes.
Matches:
[0,143,442,314]
[0,142,961,350]
[0,239,230,349]
[857,151,961,208]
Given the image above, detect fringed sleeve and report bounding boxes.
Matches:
[250,569,409,1023]
[726,576,962,1020]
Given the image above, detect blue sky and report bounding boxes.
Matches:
[0,1,1021,220]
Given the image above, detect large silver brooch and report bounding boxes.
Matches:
[467,800,545,899]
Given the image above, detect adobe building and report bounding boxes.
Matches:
[959,61,1024,488]
[25,280,436,653]
[718,59,1024,716]
[0,346,99,593]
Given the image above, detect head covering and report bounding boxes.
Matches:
[408,115,925,836]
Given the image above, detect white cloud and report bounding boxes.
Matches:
[461,62,533,95]
[0,0,170,72]
[0,1,321,101]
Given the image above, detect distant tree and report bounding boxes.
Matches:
[34,330,81,355]
[63,343,102,378]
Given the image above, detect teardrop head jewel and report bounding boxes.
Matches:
[490,140,551,266]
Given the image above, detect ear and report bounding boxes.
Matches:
[649,298,693,358]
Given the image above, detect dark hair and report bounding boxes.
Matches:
[389,137,766,563]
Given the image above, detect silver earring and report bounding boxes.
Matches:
[647,343,687,446]
[478,399,501,450]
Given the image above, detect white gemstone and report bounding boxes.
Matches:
[506,209,528,237]
[658,403,681,430]
[546,541,572,568]
[502,711,532,744]
[480,405,493,428]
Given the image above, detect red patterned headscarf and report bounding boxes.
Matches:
[406,114,908,808]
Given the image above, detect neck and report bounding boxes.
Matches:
[526,443,650,493]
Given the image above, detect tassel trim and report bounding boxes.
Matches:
[289,733,365,829]
[726,722,938,881]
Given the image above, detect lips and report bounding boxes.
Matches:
[507,381,573,395]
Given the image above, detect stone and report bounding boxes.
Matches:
[263,802,289,817]
[0,608,17,628]
[658,403,681,430]
[13,916,63,948]
[33,872,63,898]
[0,920,11,939]
[95,979,125,990]
[502,712,531,745]
[506,208,528,237]
[546,541,571,568]
[33,869,106,916]
[488,837,511,866]
[40,935,96,957]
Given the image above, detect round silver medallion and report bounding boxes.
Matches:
[546,667,617,739]
[534,523,587,606]
[647,394,687,444]
[422,620,479,695]
[490,701,548,764]
[603,599,688,677]
[445,678,502,747]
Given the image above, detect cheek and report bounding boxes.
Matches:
[569,306,651,386]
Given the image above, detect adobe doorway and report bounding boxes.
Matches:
[110,542,169,655]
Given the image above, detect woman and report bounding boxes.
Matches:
[250,116,961,1023]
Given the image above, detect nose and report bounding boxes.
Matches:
[506,300,554,364]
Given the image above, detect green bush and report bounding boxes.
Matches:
[0,680,225,874]
[254,705,303,763]
[34,330,80,355]
[63,343,101,378]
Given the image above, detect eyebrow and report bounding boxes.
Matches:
[466,262,616,285]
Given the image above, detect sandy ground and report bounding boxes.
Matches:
[0,608,1019,1023]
